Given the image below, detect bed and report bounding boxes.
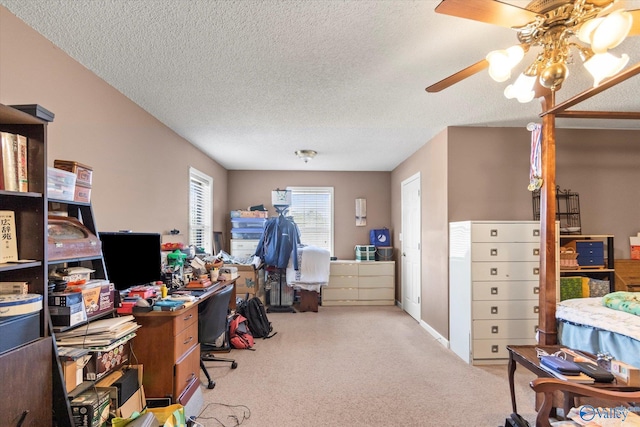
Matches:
[556,294,640,369]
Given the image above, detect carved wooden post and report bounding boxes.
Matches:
[538,92,558,345]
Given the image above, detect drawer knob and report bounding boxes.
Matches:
[533,248,540,256]
[533,267,539,275]
[183,314,193,321]
[533,306,539,314]
[491,345,499,353]
[184,336,194,345]
[490,248,498,256]
[533,229,540,236]
[490,287,498,295]
[490,229,498,237]
[490,268,498,276]
[491,306,498,314]
[533,286,540,294]
[491,326,499,334]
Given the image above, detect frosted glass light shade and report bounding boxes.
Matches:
[486,45,525,82]
[590,9,632,53]
[504,73,536,103]
[584,52,630,86]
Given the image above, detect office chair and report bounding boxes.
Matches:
[198,284,238,389]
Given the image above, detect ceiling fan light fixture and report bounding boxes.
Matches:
[486,45,525,82]
[589,9,633,53]
[295,149,317,163]
[584,51,630,86]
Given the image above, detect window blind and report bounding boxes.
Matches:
[287,186,334,255]
[189,168,213,254]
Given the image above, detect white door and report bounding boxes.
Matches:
[401,173,421,321]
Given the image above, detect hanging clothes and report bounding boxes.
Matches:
[254,214,301,269]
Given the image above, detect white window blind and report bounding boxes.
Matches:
[287,186,334,255]
[189,167,213,254]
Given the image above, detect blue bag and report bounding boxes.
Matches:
[369,228,390,246]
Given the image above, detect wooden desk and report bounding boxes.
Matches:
[131,280,236,404]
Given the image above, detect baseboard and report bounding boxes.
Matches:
[396,300,449,348]
[419,320,449,348]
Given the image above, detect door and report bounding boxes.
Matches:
[401,173,421,321]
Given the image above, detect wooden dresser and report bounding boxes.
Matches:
[322,260,395,306]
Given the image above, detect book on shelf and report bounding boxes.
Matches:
[539,362,595,384]
[0,211,18,263]
[16,134,28,192]
[0,131,28,192]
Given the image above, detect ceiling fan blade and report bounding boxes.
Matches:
[628,9,640,36]
[426,59,489,92]
[435,0,539,28]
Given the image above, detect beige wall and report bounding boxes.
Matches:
[392,125,640,340]
[227,170,392,260]
[0,7,228,236]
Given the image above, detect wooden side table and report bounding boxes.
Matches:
[507,345,559,414]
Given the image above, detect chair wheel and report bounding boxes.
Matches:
[231,361,238,369]
[208,380,216,389]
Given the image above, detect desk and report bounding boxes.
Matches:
[131,279,236,405]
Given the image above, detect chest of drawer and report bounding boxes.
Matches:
[471,261,540,281]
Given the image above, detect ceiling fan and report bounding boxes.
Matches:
[426,0,640,102]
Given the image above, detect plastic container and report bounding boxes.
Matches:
[47,167,76,201]
[231,227,264,240]
[231,218,267,228]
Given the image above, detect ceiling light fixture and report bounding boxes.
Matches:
[295,149,317,163]
[485,0,633,103]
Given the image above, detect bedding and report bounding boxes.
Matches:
[556,296,640,368]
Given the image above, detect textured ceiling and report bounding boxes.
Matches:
[2,0,640,171]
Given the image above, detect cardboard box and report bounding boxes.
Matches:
[96,365,145,419]
[611,359,640,386]
[227,264,263,295]
[68,281,115,319]
[70,389,110,427]
[84,340,131,381]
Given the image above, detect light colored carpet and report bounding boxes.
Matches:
[196,305,539,427]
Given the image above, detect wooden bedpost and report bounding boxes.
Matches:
[538,92,558,345]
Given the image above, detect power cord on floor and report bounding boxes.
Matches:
[191,402,251,427]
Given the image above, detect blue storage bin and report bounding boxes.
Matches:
[231,227,264,240]
[231,218,267,228]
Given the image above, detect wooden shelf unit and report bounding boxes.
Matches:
[0,104,52,426]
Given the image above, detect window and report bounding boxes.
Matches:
[287,186,334,255]
[189,167,213,254]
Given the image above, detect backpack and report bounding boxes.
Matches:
[240,297,276,339]
[229,313,254,349]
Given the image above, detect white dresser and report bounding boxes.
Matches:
[322,260,395,306]
[449,221,543,364]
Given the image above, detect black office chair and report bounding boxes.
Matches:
[198,285,238,389]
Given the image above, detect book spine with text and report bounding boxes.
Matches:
[0,210,18,263]
[16,134,28,192]
[0,132,18,191]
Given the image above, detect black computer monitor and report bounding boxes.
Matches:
[99,232,162,291]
